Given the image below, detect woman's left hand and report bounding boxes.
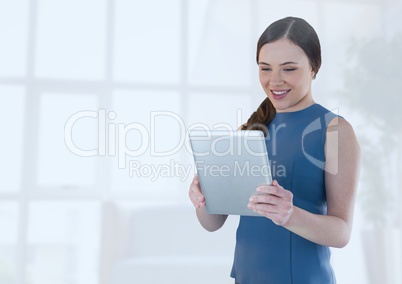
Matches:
[247,180,294,226]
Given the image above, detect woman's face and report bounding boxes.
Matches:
[258,39,315,112]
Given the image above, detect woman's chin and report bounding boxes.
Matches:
[271,101,290,112]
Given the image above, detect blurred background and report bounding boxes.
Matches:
[0,0,401,283]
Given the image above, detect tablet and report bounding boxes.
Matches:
[189,130,272,216]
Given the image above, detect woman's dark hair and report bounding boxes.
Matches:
[241,17,321,135]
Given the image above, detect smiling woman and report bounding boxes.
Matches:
[258,40,315,112]
[189,16,361,284]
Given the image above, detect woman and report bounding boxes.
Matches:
[188,16,360,284]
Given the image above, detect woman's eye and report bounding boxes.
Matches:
[284,68,296,72]
[260,68,271,71]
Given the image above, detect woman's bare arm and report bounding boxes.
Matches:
[247,118,360,247]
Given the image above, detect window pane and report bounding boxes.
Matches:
[0,202,19,284]
[35,0,107,80]
[187,92,253,130]
[113,0,181,84]
[323,3,381,40]
[111,90,183,197]
[384,0,402,36]
[0,86,25,192]
[0,0,29,77]
[187,0,253,87]
[37,94,98,188]
[26,201,100,284]
[321,3,381,94]
[256,0,318,34]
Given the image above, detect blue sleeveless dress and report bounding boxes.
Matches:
[230,104,338,284]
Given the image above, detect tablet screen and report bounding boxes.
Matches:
[189,130,272,216]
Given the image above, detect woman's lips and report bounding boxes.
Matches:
[271,89,290,100]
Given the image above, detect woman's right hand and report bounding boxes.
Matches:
[189,175,206,208]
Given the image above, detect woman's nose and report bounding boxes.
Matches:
[270,72,284,86]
